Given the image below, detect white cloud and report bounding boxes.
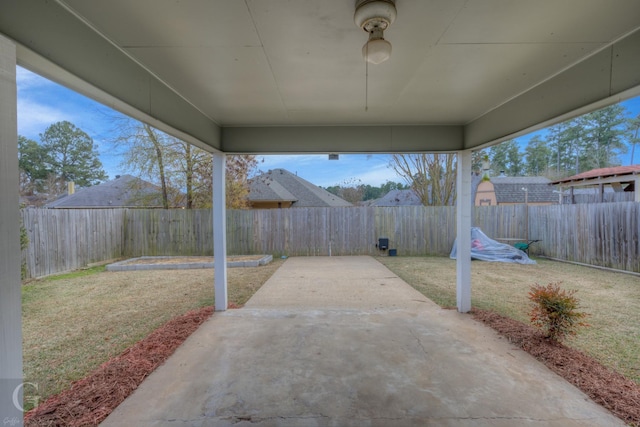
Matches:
[16,66,53,91]
[351,165,403,187]
[17,98,69,138]
[15,67,71,138]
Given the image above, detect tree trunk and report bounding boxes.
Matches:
[184,143,194,209]
[144,124,169,209]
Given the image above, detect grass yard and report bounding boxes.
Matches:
[22,259,284,406]
[378,256,640,385]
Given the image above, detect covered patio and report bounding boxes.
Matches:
[1,0,640,420]
[101,256,623,426]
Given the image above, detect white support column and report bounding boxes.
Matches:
[0,35,23,419]
[635,176,640,203]
[212,152,228,311]
[456,150,472,313]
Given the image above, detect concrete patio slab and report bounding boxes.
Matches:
[101,256,623,426]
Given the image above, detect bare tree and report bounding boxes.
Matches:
[389,154,456,206]
[335,178,365,205]
[111,120,176,208]
[142,124,170,208]
[111,116,258,208]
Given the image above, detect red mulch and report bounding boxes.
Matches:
[471,308,640,426]
[24,306,214,427]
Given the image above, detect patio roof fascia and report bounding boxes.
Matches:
[220,125,464,154]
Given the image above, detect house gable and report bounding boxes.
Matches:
[248,169,351,208]
[475,176,557,206]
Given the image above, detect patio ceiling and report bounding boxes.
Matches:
[1,0,640,153]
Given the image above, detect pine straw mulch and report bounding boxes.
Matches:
[24,306,215,427]
[471,308,640,426]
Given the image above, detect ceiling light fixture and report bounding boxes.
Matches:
[354,0,397,64]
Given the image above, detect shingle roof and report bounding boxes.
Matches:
[492,176,552,184]
[490,176,556,204]
[368,189,422,206]
[369,173,482,206]
[248,178,297,202]
[45,175,165,208]
[550,165,640,184]
[249,169,352,207]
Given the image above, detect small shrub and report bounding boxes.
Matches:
[528,282,589,341]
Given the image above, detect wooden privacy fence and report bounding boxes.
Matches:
[20,203,640,278]
[530,202,640,272]
[122,209,214,257]
[121,206,460,258]
[122,205,526,258]
[21,208,125,278]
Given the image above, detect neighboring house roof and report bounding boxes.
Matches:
[550,165,640,185]
[247,177,297,203]
[249,169,352,207]
[45,175,166,208]
[369,173,482,207]
[368,189,422,206]
[490,176,557,204]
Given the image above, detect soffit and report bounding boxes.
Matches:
[59,0,640,126]
[2,0,640,152]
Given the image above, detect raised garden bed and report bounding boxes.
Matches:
[106,255,272,271]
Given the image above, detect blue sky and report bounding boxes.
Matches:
[16,66,640,188]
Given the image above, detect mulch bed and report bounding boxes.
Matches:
[23,305,639,426]
[24,306,214,427]
[471,308,640,426]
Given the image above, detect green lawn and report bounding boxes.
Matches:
[378,256,640,385]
